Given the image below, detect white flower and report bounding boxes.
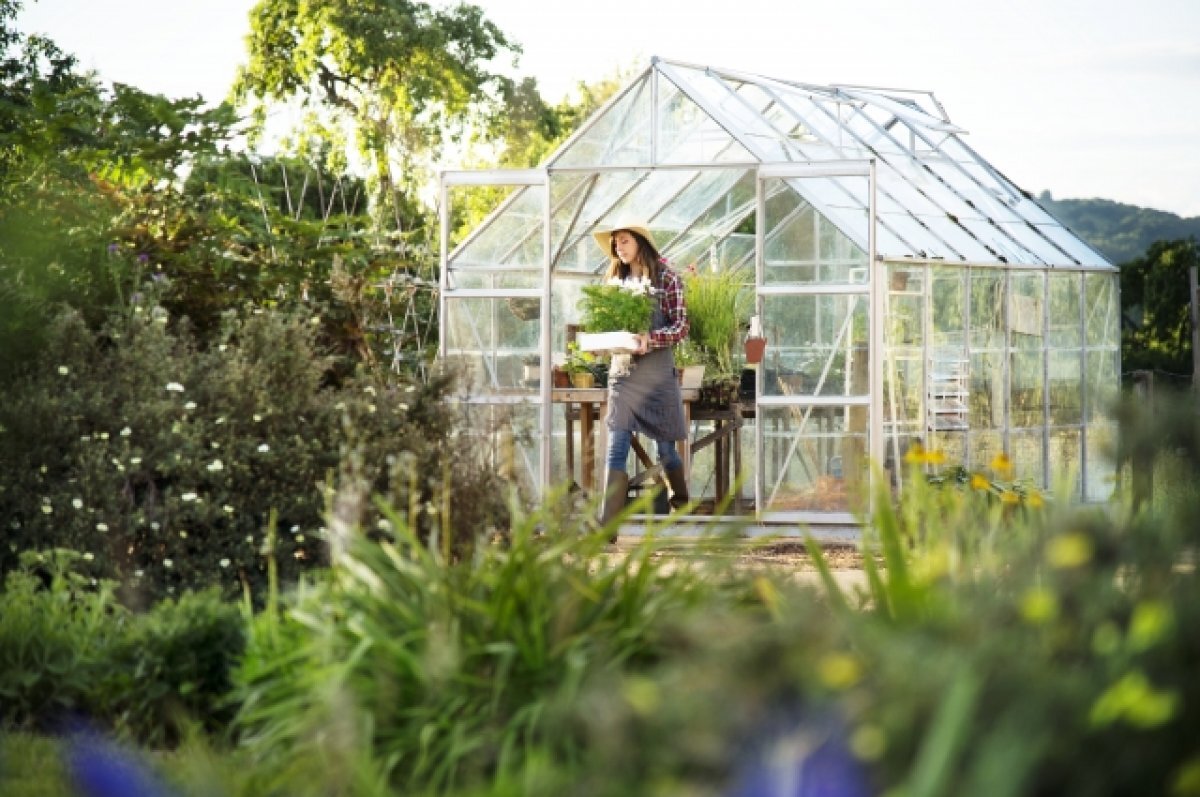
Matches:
[165,382,185,392]
[41,504,52,515]
[253,413,263,422]
[181,492,198,502]
[210,441,220,449]
[130,457,142,465]
[163,559,173,568]
[134,569,144,578]
[184,401,197,411]
[179,530,188,538]
[257,443,270,453]
[295,534,305,543]
[219,558,230,568]
[207,459,224,472]
[223,504,235,514]
[367,404,376,413]
[83,552,94,561]
[120,426,132,437]
[96,522,109,532]
[364,385,376,395]
[218,344,228,352]
[99,432,109,440]
[58,365,70,375]
[290,525,300,533]
[215,416,226,424]
[72,498,83,510]
[151,522,160,530]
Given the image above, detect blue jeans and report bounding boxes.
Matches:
[606,429,682,473]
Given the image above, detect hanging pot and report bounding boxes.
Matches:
[744,336,767,364]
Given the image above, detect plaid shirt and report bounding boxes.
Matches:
[649,266,689,349]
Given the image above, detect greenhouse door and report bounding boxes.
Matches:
[439,170,553,498]
[753,162,880,523]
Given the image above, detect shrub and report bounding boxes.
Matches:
[0,297,510,604]
[0,550,122,732]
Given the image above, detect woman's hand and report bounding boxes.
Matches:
[634,333,650,354]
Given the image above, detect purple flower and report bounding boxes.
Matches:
[106,243,119,254]
[67,732,176,797]
[137,253,150,264]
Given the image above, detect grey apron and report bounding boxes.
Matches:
[605,296,688,440]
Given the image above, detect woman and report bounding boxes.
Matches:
[591,221,690,533]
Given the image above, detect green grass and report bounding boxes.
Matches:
[0,734,71,797]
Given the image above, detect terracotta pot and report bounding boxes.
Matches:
[744,336,767,364]
[552,368,571,388]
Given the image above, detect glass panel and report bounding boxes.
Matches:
[760,405,869,513]
[928,430,966,466]
[1085,422,1118,501]
[451,271,541,290]
[450,185,544,271]
[1048,429,1082,499]
[1035,224,1109,266]
[1048,350,1083,426]
[658,77,755,164]
[886,265,924,347]
[1047,272,1082,347]
[930,266,966,348]
[444,297,541,395]
[1084,272,1119,347]
[1010,350,1045,428]
[968,350,1004,429]
[969,271,1006,349]
[967,430,1003,472]
[763,178,868,285]
[461,403,542,498]
[555,75,652,167]
[1009,272,1044,350]
[653,168,749,230]
[1085,349,1120,423]
[762,294,869,398]
[1009,430,1045,486]
[883,350,922,432]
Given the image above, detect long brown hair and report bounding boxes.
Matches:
[603,229,666,287]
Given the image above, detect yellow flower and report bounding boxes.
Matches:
[818,652,863,690]
[904,444,948,466]
[970,473,990,490]
[1000,490,1020,504]
[1026,491,1045,508]
[990,452,1015,478]
[1047,532,1093,569]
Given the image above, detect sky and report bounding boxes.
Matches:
[15,0,1200,217]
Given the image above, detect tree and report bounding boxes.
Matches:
[233,0,520,231]
[1120,238,1200,378]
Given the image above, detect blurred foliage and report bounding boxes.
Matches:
[0,550,244,746]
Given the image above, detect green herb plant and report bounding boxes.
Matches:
[578,278,655,334]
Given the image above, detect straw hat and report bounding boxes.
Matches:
[592,220,656,258]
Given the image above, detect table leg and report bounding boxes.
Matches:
[565,404,575,486]
[580,402,595,493]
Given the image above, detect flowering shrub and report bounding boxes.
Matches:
[0,299,510,604]
[578,276,656,333]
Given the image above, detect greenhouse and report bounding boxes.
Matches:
[439,57,1119,525]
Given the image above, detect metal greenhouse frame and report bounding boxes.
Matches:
[438,57,1119,526]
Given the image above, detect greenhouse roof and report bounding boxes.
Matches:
[452,57,1112,274]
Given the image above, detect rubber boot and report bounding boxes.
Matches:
[599,470,629,543]
[664,465,690,512]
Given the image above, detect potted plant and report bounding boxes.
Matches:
[563,343,597,388]
[674,340,706,390]
[521,353,540,383]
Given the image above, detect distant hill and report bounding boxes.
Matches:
[1034,192,1200,266]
